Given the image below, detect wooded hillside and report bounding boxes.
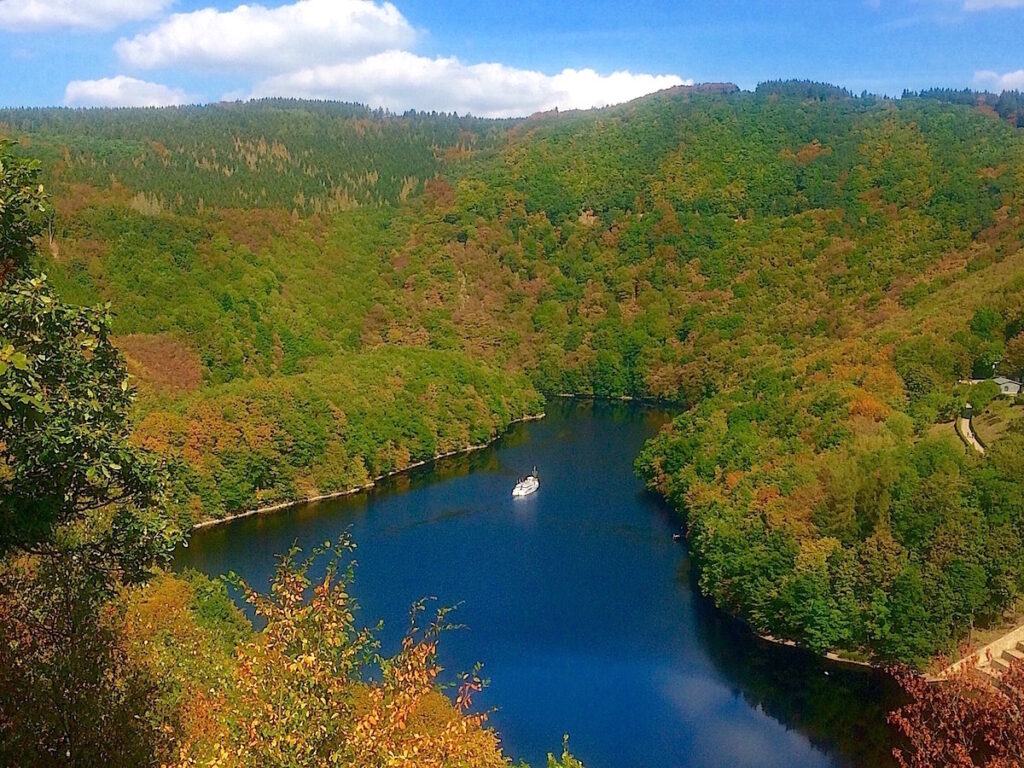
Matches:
[5,84,1024,663]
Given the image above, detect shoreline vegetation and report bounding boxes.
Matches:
[186,397,893,677]
[186,392,680,532]
[756,632,879,671]
[188,391,676,531]
[43,83,1024,668]
[4,83,1024,762]
[181,393,907,678]
[190,411,547,530]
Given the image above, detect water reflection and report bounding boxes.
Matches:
[176,400,898,768]
[683,566,900,767]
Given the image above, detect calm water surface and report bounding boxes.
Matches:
[176,400,899,768]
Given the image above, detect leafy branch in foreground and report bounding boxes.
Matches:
[0,275,174,580]
[0,138,49,284]
[0,274,176,767]
[171,535,510,768]
[0,140,177,766]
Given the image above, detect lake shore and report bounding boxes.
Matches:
[756,632,880,672]
[180,400,901,767]
[192,411,547,530]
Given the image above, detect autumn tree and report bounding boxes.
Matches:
[0,144,175,766]
[0,275,172,577]
[0,554,167,768]
[1005,332,1024,381]
[170,536,510,768]
[888,662,1024,767]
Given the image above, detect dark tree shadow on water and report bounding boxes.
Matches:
[683,561,903,768]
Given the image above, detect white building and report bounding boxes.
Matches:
[992,377,1022,396]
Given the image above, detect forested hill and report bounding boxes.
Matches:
[0,100,514,213]
[5,84,1024,665]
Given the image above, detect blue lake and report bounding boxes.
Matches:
[176,399,898,768]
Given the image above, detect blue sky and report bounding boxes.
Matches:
[1,0,1023,115]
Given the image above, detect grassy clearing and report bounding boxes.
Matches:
[972,396,1024,446]
[927,421,968,454]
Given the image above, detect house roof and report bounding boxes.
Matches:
[993,377,1022,386]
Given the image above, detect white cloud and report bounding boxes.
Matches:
[64,75,192,107]
[249,50,690,117]
[116,0,415,73]
[44,0,689,117]
[964,0,1024,9]
[974,69,1024,91]
[0,0,172,31]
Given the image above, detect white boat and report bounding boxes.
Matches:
[512,468,539,498]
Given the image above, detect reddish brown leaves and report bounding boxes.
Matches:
[889,662,1024,768]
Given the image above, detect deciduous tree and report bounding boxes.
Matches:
[0,275,172,578]
[0,140,48,284]
[889,662,1024,767]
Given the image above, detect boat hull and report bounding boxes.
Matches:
[511,477,539,497]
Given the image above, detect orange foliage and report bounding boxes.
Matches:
[796,139,831,164]
[754,484,781,509]
[889,661,1024,768]
[169,538,507,768]
[210,207,294,255]
[782,476,825,532]
[133,410,190,454]
[781,140,832,165]
[424,178,456,211]
[849,393,891,422]
[724,470,745,491]
[862,365,906,404]
[51,182,127,219]
[117,333,204,395]
[644,361,688,400]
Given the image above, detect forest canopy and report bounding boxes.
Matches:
[4,83,1024,667]
[0,128,582,768]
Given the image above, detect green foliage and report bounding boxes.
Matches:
[905,86,1024,127]
[0,139,49,283]
[178,569,252,652]
[7,89,1024,668]
[137,348,542,523]
[0,554,168,768]
[1,101,512,215]
[755,80,856,101]
[547,736,585,768]
[0,128,566,768]
[971,380,1003,410]
[0,275,174,578]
